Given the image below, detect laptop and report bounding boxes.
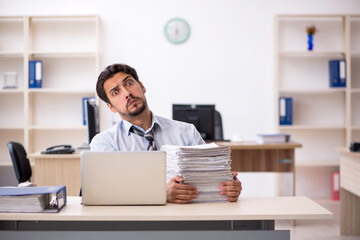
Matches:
[81,151,166,205]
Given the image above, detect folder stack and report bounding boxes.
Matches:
[161,143,233,202]
[0,185,67,213]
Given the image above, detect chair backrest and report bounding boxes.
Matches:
[7,141,32,183]
[215,111,224,141]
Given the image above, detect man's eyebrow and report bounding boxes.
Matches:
[108,76,131,94]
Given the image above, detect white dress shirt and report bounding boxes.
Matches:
[90,113,205,151]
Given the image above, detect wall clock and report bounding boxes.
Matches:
[164,18,191,44]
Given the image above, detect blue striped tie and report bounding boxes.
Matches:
[130,126,157,151]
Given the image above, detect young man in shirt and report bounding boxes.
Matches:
[91,63,242,204]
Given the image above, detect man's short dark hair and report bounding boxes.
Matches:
[96,63,139,104]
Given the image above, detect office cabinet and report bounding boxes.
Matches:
[0,16,100,167]
[274,15,360,198]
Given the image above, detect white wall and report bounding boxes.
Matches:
[2,0,358,140]
[1,0,359,197]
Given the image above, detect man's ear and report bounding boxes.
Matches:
[139,81,146,94]
[107,103,117,113]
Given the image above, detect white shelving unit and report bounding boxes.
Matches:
[274,15,360,198]
[0,16,100,168]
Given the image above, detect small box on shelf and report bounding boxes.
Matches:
[2,72,18,89]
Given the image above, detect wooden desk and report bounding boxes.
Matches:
[336,148,360,236]
[0,196,332,240]
[217,141,302,196]
[29,142,301,197]
[28,153,81,196]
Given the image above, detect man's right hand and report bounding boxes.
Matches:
[166,176,198,204]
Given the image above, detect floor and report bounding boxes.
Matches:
[275,199,360,240]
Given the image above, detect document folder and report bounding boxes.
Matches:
[0,185,67,213]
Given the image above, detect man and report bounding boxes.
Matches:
[91,63,242,203]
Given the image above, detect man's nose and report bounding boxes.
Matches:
[125,92,133,100]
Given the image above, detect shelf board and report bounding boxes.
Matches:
[29,126,86,130]
[279,125,346,130]
[29,51,97,58]
[278,51,345,58]
[279,88,345,94]
[0,162,12,167]
[352,126,360,130]
[30,15,98,20]
[352,88,360,93]
[0,16,24,21]
[0,52,23,57]
[351,52,360,57]
[277,14,345,19]
[0,127,24,130]
[296,160,340,167]
[28,88,94,94]
[0,89,24,94]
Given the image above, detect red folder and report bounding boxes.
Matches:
[331,172,340,201]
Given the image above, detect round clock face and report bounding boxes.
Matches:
[164,18,190,44]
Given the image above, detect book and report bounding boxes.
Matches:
[279,97,292,125]
[329,59,346,88]
[0,185,66,213]
[29,60,43,88]
[82,97,95,125]
[256,133,290,144]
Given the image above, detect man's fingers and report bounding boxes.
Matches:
[226,196,239,202]
[219,179,242,201]
[174,193,198,200]
[172,199,193,204]
[175,184,197,191]
[221,190,239,197]
[167,176,198,203]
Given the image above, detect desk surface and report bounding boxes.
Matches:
[28,142,303,158]
[216,141,302,150]
[336,147,360,157]
[28,152,81,159]
[0,196,332,222]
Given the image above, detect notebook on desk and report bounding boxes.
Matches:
[81,151,166,205]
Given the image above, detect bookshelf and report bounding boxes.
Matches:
[0,16,100,168]
[274,15,360,198]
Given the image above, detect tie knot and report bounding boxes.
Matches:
[144,131,154,142]
[130,126,157,151]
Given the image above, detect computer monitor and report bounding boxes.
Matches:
[172,104,216,142]
[86,99,100,144]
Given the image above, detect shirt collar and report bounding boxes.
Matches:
[120,112,161,136]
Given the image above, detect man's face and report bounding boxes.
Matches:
[104,72,148,118]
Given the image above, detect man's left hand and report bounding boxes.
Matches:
[219,172,242,202]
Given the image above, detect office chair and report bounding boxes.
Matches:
[7,141,32,184]
[215,111,224,141]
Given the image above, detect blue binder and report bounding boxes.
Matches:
[329,59,346,88]
[29,60,43,88]
[279,97,292,125]
[0,185,66,213]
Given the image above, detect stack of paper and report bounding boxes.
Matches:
[0,185,67,213]
[161,143,233,203]
[0,194,48,212]
[256,133,290,144]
